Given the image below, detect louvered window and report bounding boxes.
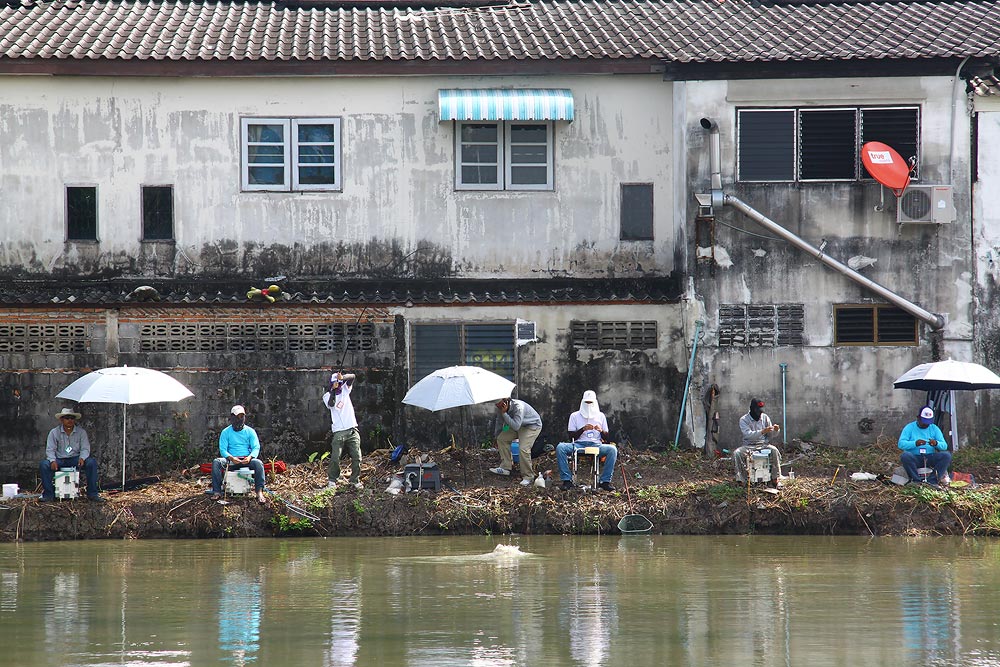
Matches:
[411,322,515,382]
[570,321,657,350]
[738,106,919,183]
[834,305,917,345]
[718,304,804,347]
[800,109,856,180]
[860,108,920,179]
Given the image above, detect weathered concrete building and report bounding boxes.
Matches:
[1,0,999,486]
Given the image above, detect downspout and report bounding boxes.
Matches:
[697,118,945,331]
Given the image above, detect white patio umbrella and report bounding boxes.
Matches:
[893,359,1000,450]
[402,366,515,412]
[56,366,194,488]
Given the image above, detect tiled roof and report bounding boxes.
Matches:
[5,277,682,306]
[971,72,1000,96]
[0,0,998,65]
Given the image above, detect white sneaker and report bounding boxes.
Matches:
[520,477,531,486]
[325,481,338,491]
[489,467,511,476]
[353,481,364,490]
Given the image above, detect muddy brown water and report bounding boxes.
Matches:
[2,535,999,666]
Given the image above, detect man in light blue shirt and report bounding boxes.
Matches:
[898,406,951,485]
[210,405,265,502]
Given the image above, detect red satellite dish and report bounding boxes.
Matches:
[861,141,912,197]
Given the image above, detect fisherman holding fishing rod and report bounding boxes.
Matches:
[322,370,363,491]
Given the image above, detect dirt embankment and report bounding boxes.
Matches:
[4,440,1000,542]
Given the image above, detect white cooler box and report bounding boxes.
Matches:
[54,469,80,499]
[224,469,256,495]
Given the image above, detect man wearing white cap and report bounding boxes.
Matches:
[210,405,266,503]
[39,407,103,502]
[898,406,951,485]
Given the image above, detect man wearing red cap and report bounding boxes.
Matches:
[898,406,951,485]
[733,397,782,486]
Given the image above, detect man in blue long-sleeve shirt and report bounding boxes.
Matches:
[210,405,266,503]
[898,406,951,485]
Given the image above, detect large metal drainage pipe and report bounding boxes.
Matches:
[699,118,945,331]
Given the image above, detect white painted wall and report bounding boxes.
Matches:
[0,74,676,279]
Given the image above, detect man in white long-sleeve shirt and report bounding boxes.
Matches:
[322,371,363,491]
[732,397,782,486]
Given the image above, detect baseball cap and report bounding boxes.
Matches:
[918,407,934,424]
[231,405,246,416]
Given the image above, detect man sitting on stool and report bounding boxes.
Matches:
[898,406,951,485]
[39,407,104,502]
[210,405,266,503]
[733,397,782,487]
[556,390,617,491]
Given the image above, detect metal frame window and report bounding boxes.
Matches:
[141,185,174,241]
[455,121,553,191]
[737,106,920,183]
[66,185,98,241]
[411,322,515,382]
[620,183,654,241]
[241,118,341,192]
[834,305,918,346]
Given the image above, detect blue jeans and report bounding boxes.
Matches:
[39,456,100,499]
[211,457,265,494]
[556,441,617,483]
[901,450,952,484]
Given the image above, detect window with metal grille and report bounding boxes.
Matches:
[570,321,658,350]
[834,305,917,345]
[66,186,98,241]
[0,323,91,352]
[620,183,654,241]
[738,106,919,182]
[139,322,376,353]
[411,322,515,382]
[142,186,174,241]
[718,304,804,347]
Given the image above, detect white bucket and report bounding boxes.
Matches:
[2,483,18,498]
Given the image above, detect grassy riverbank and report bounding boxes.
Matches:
[4,439,1000,542]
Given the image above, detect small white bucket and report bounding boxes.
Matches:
[2,483,18,498]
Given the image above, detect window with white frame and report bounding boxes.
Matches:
[455,121,553,191]
[737,106,919,182]
[241,118,341,192]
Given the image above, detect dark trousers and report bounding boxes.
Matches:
[39,456,100,499]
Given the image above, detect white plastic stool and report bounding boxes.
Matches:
[224,469,255,495]
[54,468,80,500]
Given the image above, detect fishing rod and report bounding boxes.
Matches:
[331,245,425,371]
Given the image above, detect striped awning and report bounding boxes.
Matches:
[438,89,574,122]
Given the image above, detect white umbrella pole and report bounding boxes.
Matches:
[122,404,127,489]
[950,389,959,452]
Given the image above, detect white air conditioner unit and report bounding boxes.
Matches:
[896,185,956,224]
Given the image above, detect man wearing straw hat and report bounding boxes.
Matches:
[38,407,104,502]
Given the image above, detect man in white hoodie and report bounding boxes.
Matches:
[556,390,617,491]
[322,371,363,490]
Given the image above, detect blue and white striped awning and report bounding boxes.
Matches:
[438,89,574,122]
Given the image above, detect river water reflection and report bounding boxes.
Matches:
[1,535,999,666]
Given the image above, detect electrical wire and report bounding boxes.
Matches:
[715,218,785,242]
